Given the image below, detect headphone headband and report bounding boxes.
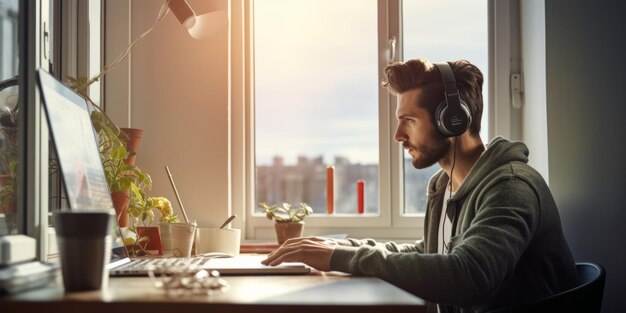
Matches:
[434,63,462,111]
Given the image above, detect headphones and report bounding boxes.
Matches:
[433,62,472,137]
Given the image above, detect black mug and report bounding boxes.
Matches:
[53,211,112,292]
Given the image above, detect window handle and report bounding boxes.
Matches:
[43,22,49,61]
[388,36,396,63]
[510,73,523,108]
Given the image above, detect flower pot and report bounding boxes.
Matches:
[120,128,143,166]
[111,190,130,227]
[136,226,163,255]
[274,221,304,244]
[159,222,197,258]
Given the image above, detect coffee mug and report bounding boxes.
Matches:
[195,228,241,256]
[53,211,112,292]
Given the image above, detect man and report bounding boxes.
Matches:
[262,59,579,312]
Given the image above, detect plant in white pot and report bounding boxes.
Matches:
[260,202,312,244]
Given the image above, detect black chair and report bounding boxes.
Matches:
[490,262,606,313]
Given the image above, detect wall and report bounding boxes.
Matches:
[544,1,626,312]
[105,0,231,228]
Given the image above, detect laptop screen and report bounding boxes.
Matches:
[37,69,129,262]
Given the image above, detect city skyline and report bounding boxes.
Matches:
[256,154,439,215]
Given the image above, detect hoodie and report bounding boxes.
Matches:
[329,137,579,313]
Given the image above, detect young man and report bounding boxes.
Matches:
[262,59,579,312]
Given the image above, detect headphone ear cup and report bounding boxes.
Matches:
[436,100,472,137]
[435,100,449,136]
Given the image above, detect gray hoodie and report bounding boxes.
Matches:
[329,137,579,313]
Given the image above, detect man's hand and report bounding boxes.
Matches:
[261,236,338,271]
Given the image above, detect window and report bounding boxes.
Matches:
[254,0,380,215]
[0,0,21,236]
[238,0,490,239]
[401,0,488,214]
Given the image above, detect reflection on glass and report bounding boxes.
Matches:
[402,0,488,214]
[0,0,20,235]
[254,0,379,215]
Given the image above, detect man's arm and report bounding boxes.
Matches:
[336,238,425,253]
[262,237,425,271]
[264,177,540,306]
[329,177,540,305]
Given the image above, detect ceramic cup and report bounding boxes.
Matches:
[195,228,241,256]
[159,222,197,258]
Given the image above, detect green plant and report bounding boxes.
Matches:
[126,185,179,255]
[65,77,152,195]
[128,185,179,226]
[89,110,151,193]
[0,165,16,214]
[0,116,17,214]
[259,202,313,223]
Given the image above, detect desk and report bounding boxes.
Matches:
[1,271,425,313]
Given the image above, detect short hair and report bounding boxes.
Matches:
[382,58,484,136]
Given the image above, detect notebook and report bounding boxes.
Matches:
[36,69,310,276]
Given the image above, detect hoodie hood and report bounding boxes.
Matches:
[428,136,530,200]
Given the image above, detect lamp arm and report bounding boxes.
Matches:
[76,0,173,92]
[0,77,19,127]
[0,77,18,92]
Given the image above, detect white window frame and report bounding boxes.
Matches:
[231,0,515,241]
[45,0,103,261]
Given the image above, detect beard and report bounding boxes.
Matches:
[406,130,450,169]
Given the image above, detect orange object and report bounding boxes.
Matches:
[357,180,365,214]
[326,166,334,214]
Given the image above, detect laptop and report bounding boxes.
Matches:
[36,69,310,276]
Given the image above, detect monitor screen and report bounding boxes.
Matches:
[37,69,128,260]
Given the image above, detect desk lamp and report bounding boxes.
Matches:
[76,0,227,92]
[0,77,18,128]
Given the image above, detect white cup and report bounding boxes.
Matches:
[159,222,197,258]
[195,228,241,256]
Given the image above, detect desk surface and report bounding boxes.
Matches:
[1,271,425,313]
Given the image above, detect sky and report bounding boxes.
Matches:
[254,0,488,166]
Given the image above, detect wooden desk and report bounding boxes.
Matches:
[1,271,425,313]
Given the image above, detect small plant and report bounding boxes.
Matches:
[126,185,179,255]
[259,202,312,223]
[128,187,180,226]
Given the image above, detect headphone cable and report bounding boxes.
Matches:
[442,136,457,254]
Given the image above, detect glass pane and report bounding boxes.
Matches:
[0,0,20,234]
[254,0,379,215]
[402,0,488,214]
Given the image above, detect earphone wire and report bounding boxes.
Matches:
[442,136,458,254]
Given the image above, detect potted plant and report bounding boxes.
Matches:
[260,202,313,244]
[66,78,152,228]
[127,184,179,256]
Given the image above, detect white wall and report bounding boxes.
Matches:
[544,1,626,312]
[520,1,549,183]
[105,0,231,228]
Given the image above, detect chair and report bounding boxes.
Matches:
[490,262,606,313]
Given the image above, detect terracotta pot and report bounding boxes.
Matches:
[111,190,130,227]
[136,226,163,255]
[120,128,143,165]
[274,221,304,244]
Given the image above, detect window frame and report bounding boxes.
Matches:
[45,0,104,261]
[232,0,506,241]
